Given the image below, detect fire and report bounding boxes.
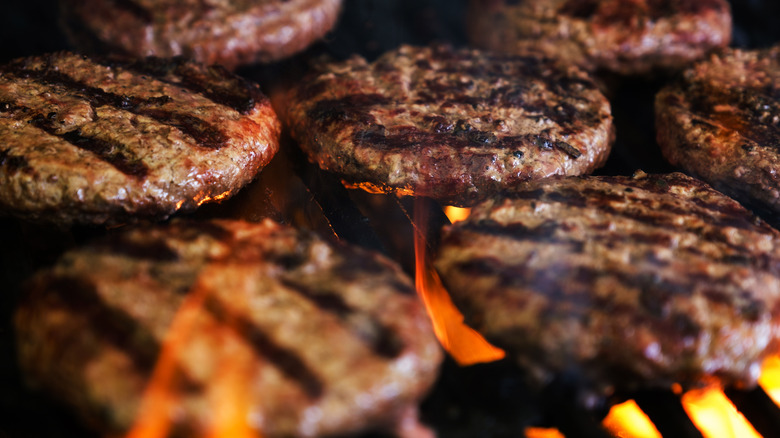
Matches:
[681,388,760,438]
[413,200,504,365]
[603,400,661,438]
[443,206,471,223]
[126,266,259,438]
[601,355,780,438]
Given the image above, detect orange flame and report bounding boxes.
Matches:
[681,388,760,438]
[602,355,780,438]
[443,206,471,223]
[126,266,259,438]
[603,400,662,438]
[413,201,504,366]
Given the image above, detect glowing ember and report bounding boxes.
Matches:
[413,200,504,366]
[681,388,760,438]
[602,400,661,438]
[525,427,565,438]
[443,206,471,223]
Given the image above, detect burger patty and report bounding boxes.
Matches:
[0,52,280,226]
[15,219,443,437]
[59,0,343,70]
[467,0,731,75]
[656,46,780,224]
[282,45,613,207]
[435,172,780,395]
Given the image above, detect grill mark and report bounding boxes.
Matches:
[135,108,229,149]
[308,94,391,127]
[204,296,324,399]
[453,256,753,328]
[26,113,149,179]
[280,278,404,358]
[120,57,264,114]
[41,275,160,373]
[3,65,229,149]
[111,0,153,23]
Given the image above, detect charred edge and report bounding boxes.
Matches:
[204,296,325,399]
[0,147,31,173]
[307,94,391,127]
[27,114,149,179]
[5,65,229,149]
[41,275,161,373]
[111,0,154,23]
[280,278,404,358]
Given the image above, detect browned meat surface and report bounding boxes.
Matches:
[15,219,442,437]
[0,52,280,225]
[467,0,731,75]
[282,45,613,207]
[656,45,780,223]
[59,0,343,69]
[435,172,780,396]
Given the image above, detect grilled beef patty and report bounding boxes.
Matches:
[15,219,442,437]
[0,52,280,226]
[656,46,780,224]
[435,172,780,395]
[467,0,731,75]
[282,45,613,207]
[59,0,343,70]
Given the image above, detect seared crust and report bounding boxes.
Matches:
[60,0,343,70]
[435,172,780,395]
[283,45,613,206]
[0,52,280,225]
[468,0,731,75]
[15,219,442,437]
[656,46,780,221]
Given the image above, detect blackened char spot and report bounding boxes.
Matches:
[308,94,391,127]
[554,141,582,159]
[204,296,325,398]
[0,148,30,173]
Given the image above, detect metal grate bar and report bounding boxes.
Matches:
[287,140,385,252]
[633,390,703,438]
[725,385,780,437]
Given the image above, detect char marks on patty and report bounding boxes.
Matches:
[0,52,281,225]
[283,45,613,206]
[15,219,443,437]
[436,172,780,395]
